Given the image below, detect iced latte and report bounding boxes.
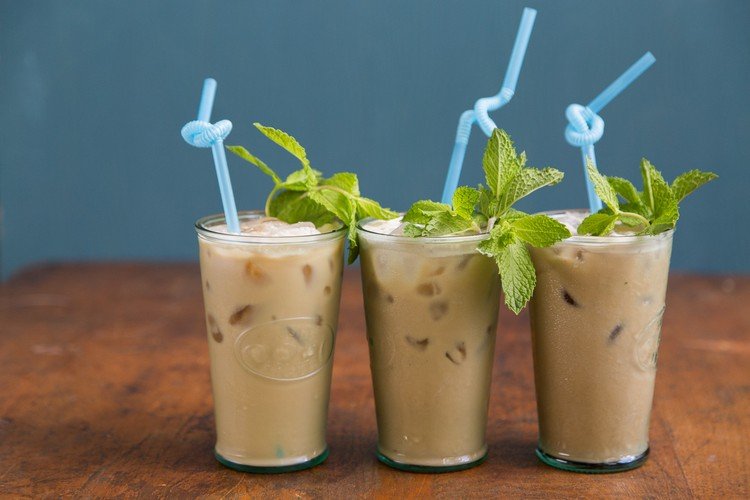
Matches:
[358,219,500,471]
[196,211,345,472]
[528,210,673,472]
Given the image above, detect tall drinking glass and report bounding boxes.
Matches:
[528,210,673,473]
[358,221,500,472]
[196,211,345,472]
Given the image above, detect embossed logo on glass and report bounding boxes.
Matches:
[234,317,334,381]
[634,306,665,370]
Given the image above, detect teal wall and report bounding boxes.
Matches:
[1,0,747,277]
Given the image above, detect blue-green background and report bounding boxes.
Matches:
[1,0,747,277]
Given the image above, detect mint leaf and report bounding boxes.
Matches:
[323,172,360,196]
[671,169,718,202]
[483,129,520,198]
[282,169,313,191]
[497,167,564,214]
[403,224,425,237]
[477,186,498,219]
[269,190,334,227]
[254,123,311,171]
[308,189,356,226]
[452,186,480,220]
[619,201,650,218]
[578,212,618,236]
[607,176,641,205]
[417,211,473,237]
[510,215,570,247]
[226,145,282,185]
[586,159,620,213]
[618,212,648,228]
[356,197,399,221]
[403,200,451,225]
[635,158,680,235]
[497,239,536,315]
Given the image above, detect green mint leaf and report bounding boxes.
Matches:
[253,123,311,172]
[323,172,360,196]
[347,221,360,264]
[671,169,718,202]
[423,211,474,236]
[308,188,362,263]
[578,213,619,236]
[477,186,498,219]
[402,224,425,237]
[619,201,650,218]
[607,176,640,205]
[225,145,282,185]
[640,159,678,223]
[498,239,536,315]
[307,188,356,227]
[618,212,648,228]
[641,212,678,235]
[281,169,313,191]
[451,186,480,220]
[496,167,564,214]
[586,159,620,213]
[403,200,451,225]
[477,223,515,253]
[500,208,529,222]
[483,129,520,198]
[639,158,658,215]
[269,190,335,227]
[356,197,399,221]
[476,224,536,314]
[509,214,571,247]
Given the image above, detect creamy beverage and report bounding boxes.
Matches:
[196,211,345,472]
[358,219,500,471]
[528,210,673,472]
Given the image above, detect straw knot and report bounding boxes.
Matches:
[181,120,233,148]
[564,104,604,147]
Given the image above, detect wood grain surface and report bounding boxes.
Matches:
[0,264,747,498]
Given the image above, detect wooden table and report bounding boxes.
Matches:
[0,264,747,497]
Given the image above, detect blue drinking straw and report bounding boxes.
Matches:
[441,7,537,204]
[181,78,240,233]
[565,52,656,213]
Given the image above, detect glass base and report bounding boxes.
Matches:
[376,450,486,473]
[215,448,328,474]
[535,447,649,474]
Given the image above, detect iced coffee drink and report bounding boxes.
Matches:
[528,210,673,472]
[358,218,500,472]
[196,211,345,472]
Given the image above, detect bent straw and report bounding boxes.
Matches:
[181,78,240,233]
[565,52,656,213]
[441,7,537,204]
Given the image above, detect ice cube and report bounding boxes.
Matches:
[363,217,406,235]
[242,218,321,236]
[445,341,467,364]
[229,304,253,325]
[429,301,449,321]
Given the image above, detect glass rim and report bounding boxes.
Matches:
[356,217,490,245]
[541,209,675,246]
[195,210,346,245]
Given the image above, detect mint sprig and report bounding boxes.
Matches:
[227,123,398,263]
[579,159,717,236]
[403,129,571,314]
